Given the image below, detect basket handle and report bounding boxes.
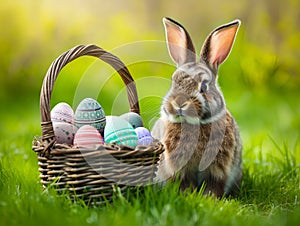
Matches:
[40,44,140,145]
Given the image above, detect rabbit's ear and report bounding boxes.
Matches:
[200,20,240,73]
[163,17,196,66]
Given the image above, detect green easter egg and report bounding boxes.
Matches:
[120,112,143,129]
[74,98,106,134]
[104,116,138,148]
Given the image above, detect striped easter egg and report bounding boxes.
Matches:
[73,125,104,149]
[74,98,106,134]
[104,116,138,148]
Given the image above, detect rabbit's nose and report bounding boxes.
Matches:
[176,108,184,116]
[173,103,188,116]
[171,100,189,116]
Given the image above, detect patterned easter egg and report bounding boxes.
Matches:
[73,125,104,149]
[135,127,153,145]
[120,112,143,129]
[51,102,74,124]
[104,116,138,148]
[74,98,106,134]
[53,122,78,145]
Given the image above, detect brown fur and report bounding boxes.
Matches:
[156,111,242,197]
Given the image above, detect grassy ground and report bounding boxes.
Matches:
[0,84,299,226]
[1,1,299,225]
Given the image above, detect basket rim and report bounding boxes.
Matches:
[33,135,164,158]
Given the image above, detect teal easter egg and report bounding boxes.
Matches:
[51,102,74,124]
[104,116,138,148]
[74,98,106,134]
[120,112,143,129]
[53,122,78,145]
[135,127,153,145]
[73,125,104,149]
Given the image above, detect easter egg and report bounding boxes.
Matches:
[104,116,138,148]
[73,125,104,149]
[135,127,153,145]
[51,102,74,124]
[120,112,143,129]
[74,98,106,134]
[53,122,78,145]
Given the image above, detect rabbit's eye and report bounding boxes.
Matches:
[200,82,208,93]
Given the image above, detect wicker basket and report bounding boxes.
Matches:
[32,44,164,205]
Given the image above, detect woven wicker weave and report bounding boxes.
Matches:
[32,44,164,205]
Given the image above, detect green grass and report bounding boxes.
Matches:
[0,87,299,226]
[1,1,300,225]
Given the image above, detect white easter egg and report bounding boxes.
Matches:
[51,102,74,124]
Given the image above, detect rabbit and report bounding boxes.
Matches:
[152,17,242,197]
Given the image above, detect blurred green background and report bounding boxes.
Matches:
[0,0,299,156]
[0,1,300,225]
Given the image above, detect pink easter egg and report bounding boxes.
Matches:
[51,102,74,124]
[73,125,104,149]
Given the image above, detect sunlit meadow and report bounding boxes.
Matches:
[0,0,299,225]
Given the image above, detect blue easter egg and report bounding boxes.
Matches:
[120,112,143,129]
[135,127,153,145]
[104,116,138,148]
[74,98,106,134]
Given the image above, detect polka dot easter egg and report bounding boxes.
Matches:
[74,98,106,134]
[73,125,104,149]
[135,127,153,145]
[53,122,78,145]
[120,112,143,129]
[51,102,74,124]
[104,116,138,148]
